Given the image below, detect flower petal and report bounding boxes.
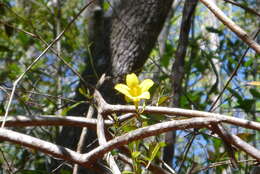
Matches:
[140,79,154,92]
[126,73,139,88]
[138,91,150,99]
[115,84,131,96]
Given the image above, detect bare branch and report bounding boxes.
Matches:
[0,115,113,128]
[97,113,121,174]
[199,0,260,54]
[0,128,87,167]
[82,117,221,165]
[209,125,260,163]
[101,103,260,132]
[0,117,220,168]
[222,0,260,17]
[2,112,260,168]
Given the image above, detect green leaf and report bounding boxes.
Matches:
[0,45,10,52]
[157,96,170,106]
[227,87,243,102]
[206,27,223,35]
[236,99,255,113]
[132,151,141,158]
[121,125,137,132]
[79,87,92,99]
[61,101,85,115]
[236,133,255,142]
[250,88,260,98]
[122,171,134,174]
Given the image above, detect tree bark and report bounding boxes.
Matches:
[53,0,173,173]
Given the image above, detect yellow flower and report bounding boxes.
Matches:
[114,73,154,106]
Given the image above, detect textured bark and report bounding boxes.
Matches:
[54,0,174,173]
[163,0,198,168]
[110,0,173,82]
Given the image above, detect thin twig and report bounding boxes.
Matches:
[0,148,13,174]
[194,159,256,173]
[222,0,260,17]
[72,105,95,174]
[73,74,107,174]
[199,0,260,54]
[0,20,91,89]
[0,86,79,103]
[209,29,260,111]
[177,132,196,173]
[2,0,96,128]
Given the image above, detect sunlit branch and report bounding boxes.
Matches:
[94,90,260,131]
[199,0,260,54]
[0,115,113,128]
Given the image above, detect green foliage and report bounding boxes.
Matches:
[0,0,259,173]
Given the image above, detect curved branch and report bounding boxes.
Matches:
[0,115,113,128]
[2,115,260,168]
[199,0,260,54]
[103,103,260,131]
[0,128,87,167]
[0,118,220,168]
[82,117,220,165]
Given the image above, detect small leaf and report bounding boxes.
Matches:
[206,27,223,35]
[157,96,170,106]
[121,125,137,132]
[61,101,85,115]
[79,87,92,99]
[122,171,134,174]
[236,133,254,141]
[250,89,260,98]
[132,151,141,158]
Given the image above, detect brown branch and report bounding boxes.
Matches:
[4,100,260,135]
[0,128,87,167]
[2,112,260,168]
[0,117,220,168]
[0,115,113,128]
[210,125,238,168]
[210,29,260,111]
[82,117,221,165]
[73,106,95,174]
[199,0,260,54]
[222,0,260,17]
[101,103,260,132]
[209,125,260,163]
[97,113,121,173]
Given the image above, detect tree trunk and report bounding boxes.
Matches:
[163,0,198,168]
[53,0,173,173]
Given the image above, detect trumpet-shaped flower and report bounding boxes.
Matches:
[114,73,154,106]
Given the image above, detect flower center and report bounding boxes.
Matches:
[129,86,141,97]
